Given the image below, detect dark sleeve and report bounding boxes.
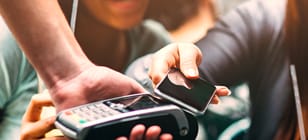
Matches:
[197,1,289,139]
[196,0,285,86]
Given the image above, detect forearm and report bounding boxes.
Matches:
[0,0,92,88]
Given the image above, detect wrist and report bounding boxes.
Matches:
[48,62,97,111]
[48,59,95,90]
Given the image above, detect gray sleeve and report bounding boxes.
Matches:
[125,54,154,93]
[196,0,286,85]
[126,20,171,65]
[197,1,288,139]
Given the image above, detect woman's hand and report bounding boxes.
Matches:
[149,43,231,104]
[149,43,203,85]
[20,92,68,140]
[116,124,173,140]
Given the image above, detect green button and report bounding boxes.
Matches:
[79,119,87,124]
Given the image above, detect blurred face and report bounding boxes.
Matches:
[82,0,149,30]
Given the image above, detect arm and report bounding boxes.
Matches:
[0,0,146,111]
[0,0,88,88]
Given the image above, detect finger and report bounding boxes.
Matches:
[115,137,128,140]
[160,133,173,140]
[23,93,54,122]
[149,44,179,85]
[21,116,56,140]
[45,129,64,138]
[177,43,202,79]
[145,125,161,140]
[41,136,69,140]
[211,95,220,104]
[101,67,147,95]
[124,75,148,94]
[129,124,146,140]
[41,137,69,140]
[215,86,232,96]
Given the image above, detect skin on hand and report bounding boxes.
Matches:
[20,93,68,140]
[50,65,146,112]
[148,43,203,85]
[116,124,173,140]
[148,43,231,104]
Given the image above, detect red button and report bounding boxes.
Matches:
[65,111,72,115]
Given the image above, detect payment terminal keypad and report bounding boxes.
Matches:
[59,102,121,128]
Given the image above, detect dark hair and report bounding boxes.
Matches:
[277,0,308,139]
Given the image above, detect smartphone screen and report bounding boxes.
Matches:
[155,68,216,114]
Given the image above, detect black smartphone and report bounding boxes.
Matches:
[154,68,216,115]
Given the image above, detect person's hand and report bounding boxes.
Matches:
[20,92,68,140]
[116,124,173,140]
[49,65,147,112]
[149,43,203,83]
[148,43,231,104]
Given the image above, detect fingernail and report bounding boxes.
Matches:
[187,68,197,77]
[223,88,232,95]
[217,86,232,96]
[213,98,220,104]
[216,100,220,104]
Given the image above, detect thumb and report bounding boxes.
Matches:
[177,43,202,79]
